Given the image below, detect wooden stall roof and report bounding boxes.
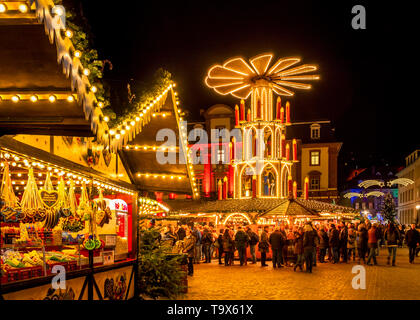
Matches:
[0,0,109,143]
[119,90,194,196]
[168,198,357,217]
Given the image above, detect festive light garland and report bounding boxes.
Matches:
[0,0,111,146]
[0,149,135,195]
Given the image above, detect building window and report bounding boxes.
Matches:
[217,149,225,163]
[310,124,321,140]
[196,178,203,194]
[309,176,320,190]
[310,150,320,166]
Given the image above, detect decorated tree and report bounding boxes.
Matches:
[381,192,397,223]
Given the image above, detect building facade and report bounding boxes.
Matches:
[287,121,342,202]
[397,150,420,225]
[191,107,342,203]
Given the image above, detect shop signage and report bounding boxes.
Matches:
[39,190,59,208]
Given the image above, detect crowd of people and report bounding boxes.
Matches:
[159,221,420,276]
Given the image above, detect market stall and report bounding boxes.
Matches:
[0,145,138,300]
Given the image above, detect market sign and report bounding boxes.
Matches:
[39,190,59,208]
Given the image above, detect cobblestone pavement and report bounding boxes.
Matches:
[181,247,420,300]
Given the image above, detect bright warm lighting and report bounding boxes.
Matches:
[30,95,38,102]
[205,53,319,99]
[65,30,73,38]
[97,102,104,108]
[90,86,97,93]
[11,95,19,103]
[103,116,109,122]
[67,95,74,102]
[74,50,82,58]
[83,69,90,76]
[0,3,7,13]
[18,3,28,13]
[48,95,56,103]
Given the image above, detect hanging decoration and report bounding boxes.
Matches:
[0,161,23,222]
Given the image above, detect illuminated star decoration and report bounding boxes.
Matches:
[358,180,385,188]
[387,178,414,187]
[205,53,320,99]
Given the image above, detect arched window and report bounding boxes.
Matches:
[261,165,277,197]
[263,127,272,158]
[241,166,254,198]
[275,128,281,158]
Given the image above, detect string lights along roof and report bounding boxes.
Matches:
[119,85,199,199]
[205,53,320,99]
[0,0,109,144]
[167,198,356,216]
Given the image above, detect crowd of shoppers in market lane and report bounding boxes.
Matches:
[159,221,420,276]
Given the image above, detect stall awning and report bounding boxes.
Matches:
[168,197,357,218]
[0,1,109,144]
[118,88,197,197]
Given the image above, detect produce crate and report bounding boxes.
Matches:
[46,261,68,275]
[30,266,43,278]
[67,260,78,271]
[7,269,20,282]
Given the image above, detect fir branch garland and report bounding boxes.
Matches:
[109,68,172,128]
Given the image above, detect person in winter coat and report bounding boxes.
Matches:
[318,227,329,263]
[367,224,379,265]
[258,226,270,267]
[405,224,420,263]
[217,229,224,265]
[235,226,250,266]
[177,225,186,241]
[293,227,304,271]
[397,225,405,247]
[339,222,348,262]
[201,226,214,263]
[192,225,202,264]
[329,224,340,264]
[385,223,400,266]
[163,225,178,246]
[279,224,288,266]
[222,229,235,266]
[303,224,316,273]
[246,226,259,264]
[347,224,357,261]
[269,227,285,268]
[183,229,196,276]
[357,223,368,264]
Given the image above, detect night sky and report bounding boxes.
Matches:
[78,0,417,171]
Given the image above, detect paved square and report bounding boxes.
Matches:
[182,248,420,300]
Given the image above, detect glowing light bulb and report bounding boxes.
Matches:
[120,129,126,135]
[74,50,82,58]
[30,95,38,102]
[11,95,20,103]
[67,95,74,102]
[103,116,109,122]
[48,95,56,103]
[90,86,97,93]
[65,30,73,38]
[109,130,115,136]
[0,3,7,13]
[18,4,28,13]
